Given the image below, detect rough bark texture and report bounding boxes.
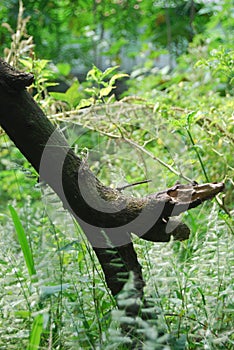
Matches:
[0,59,224,300]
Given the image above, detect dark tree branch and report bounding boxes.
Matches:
[0,59,225,300]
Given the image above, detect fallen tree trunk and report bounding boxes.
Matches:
[0,59,224,299]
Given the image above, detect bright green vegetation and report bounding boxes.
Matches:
[0,1,233,349]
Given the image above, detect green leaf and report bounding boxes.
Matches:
[85,87,98,95]
[99,85,114,98]
[56,62,71,76]
[101,66,120,80]
[104,38,128,55]
[50,79,80,107]
[49,91,67,101]
[77,98,94,109]
[27,314,43,350]
[14,310,30,318]
[87,65,102,83]
[186,111,197,127]
[19,58,33,70]
[65,79,80,106]
[35,59,50,71]
[9,205,36,277]
[109,73,129,86]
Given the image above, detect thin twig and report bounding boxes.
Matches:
[123,136,194,183]
[116,179,152,192]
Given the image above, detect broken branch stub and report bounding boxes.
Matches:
[0,58,34,91]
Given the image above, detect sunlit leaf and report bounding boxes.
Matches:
[99,85,114,97]
[9,205,36,277]
[27,314,43,350]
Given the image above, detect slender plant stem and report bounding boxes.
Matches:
[186,127,210,182]
[186,127,231,217]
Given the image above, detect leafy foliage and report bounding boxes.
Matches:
[50,65,128,109]
[0,0,230,69]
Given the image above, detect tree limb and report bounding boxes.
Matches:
[0,58,225,299]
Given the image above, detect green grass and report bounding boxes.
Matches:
[0,184,233,349]
[27,314,44,350]
[9,205,36,277]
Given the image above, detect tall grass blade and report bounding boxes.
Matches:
[9,205,36,276]
[27,314,43,350]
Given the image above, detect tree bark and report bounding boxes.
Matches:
[0,59,224,300]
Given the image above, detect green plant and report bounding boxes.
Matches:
[195,48,234,95]
[20,57,58,103]
[9,205,36,277]
[85,65,128,102]
[50,65,128,109]
[27,314,44,350]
